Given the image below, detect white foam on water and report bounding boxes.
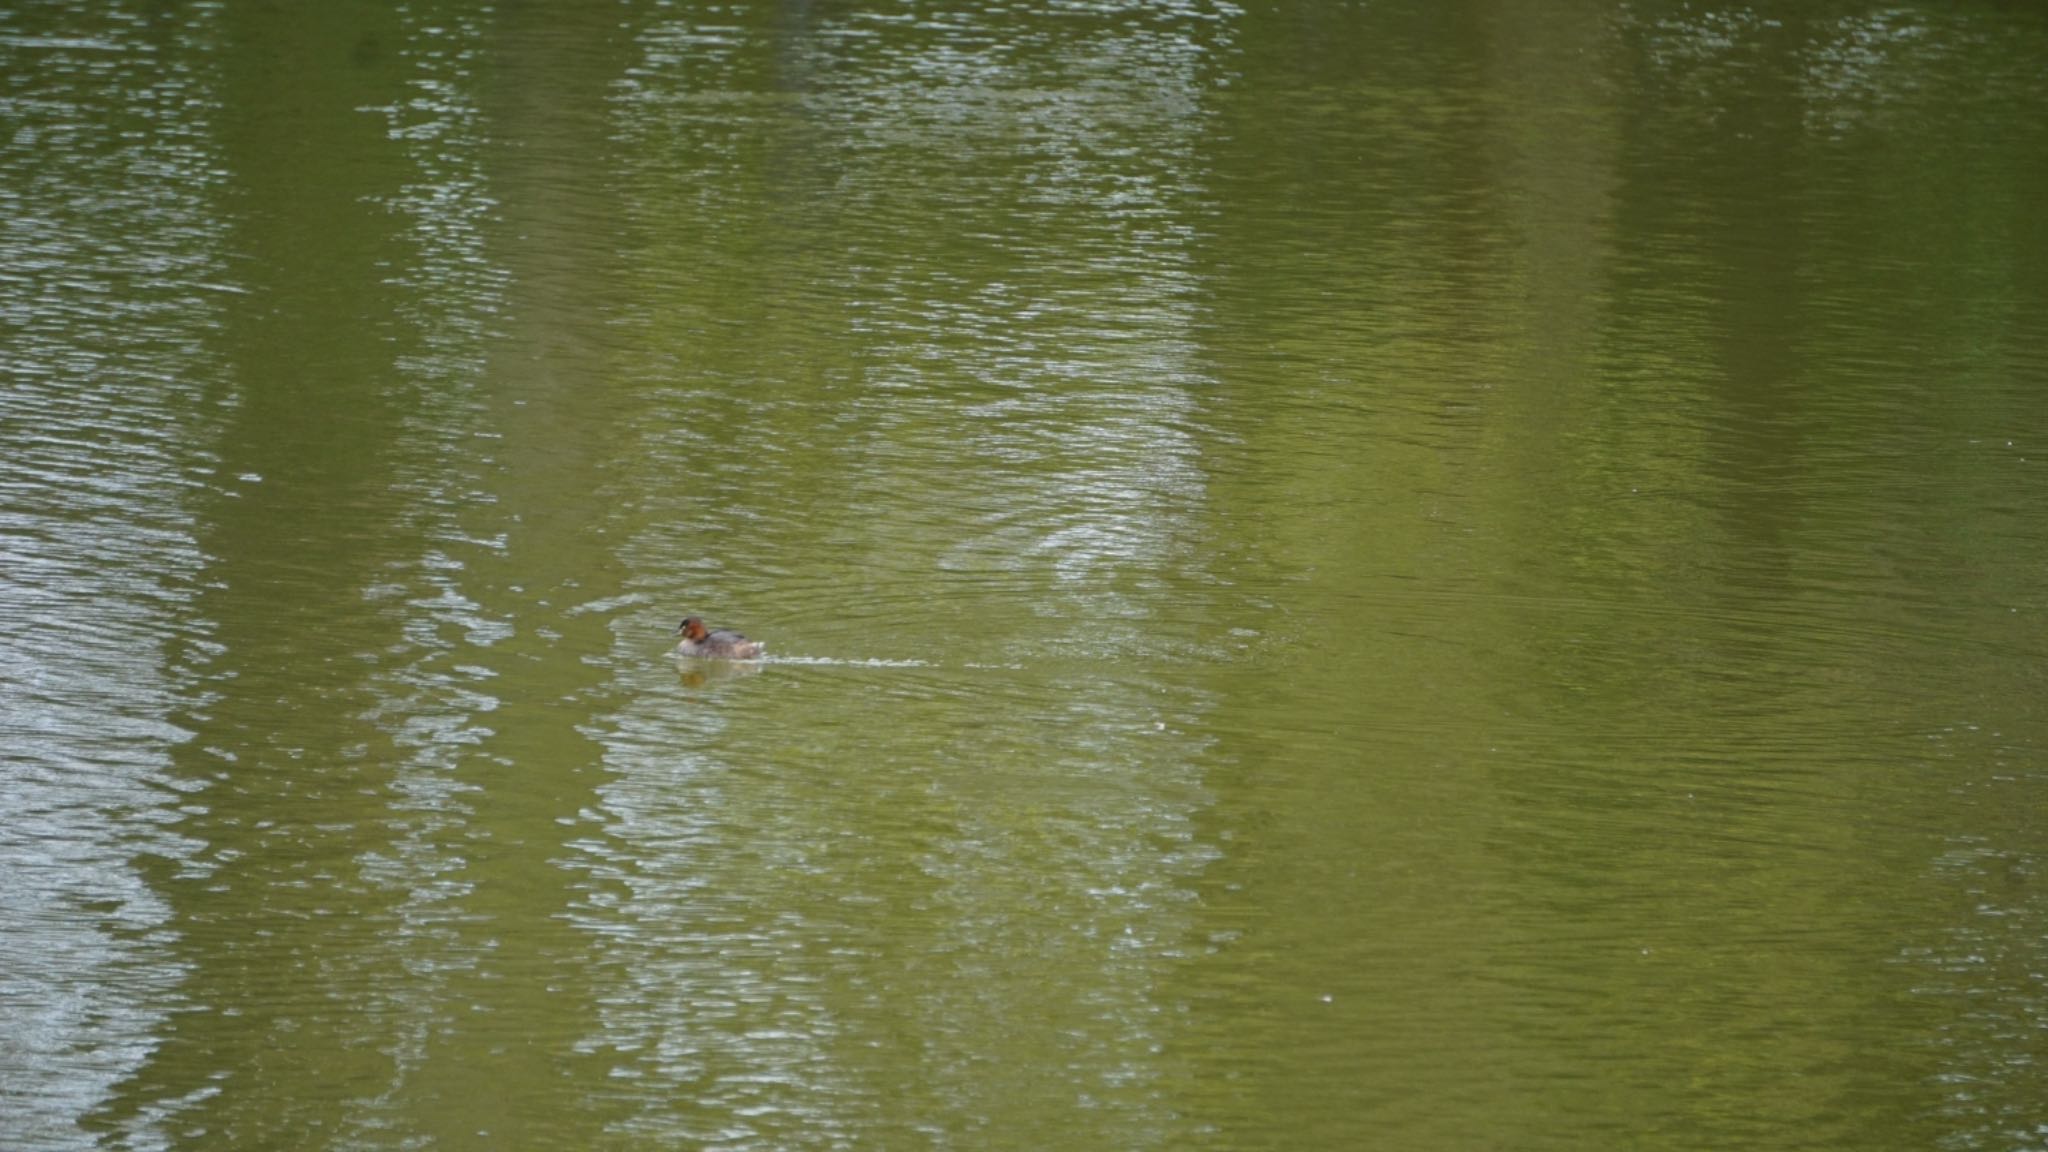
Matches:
[755,655,933,668]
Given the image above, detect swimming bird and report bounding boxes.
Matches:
[674,616,765,660]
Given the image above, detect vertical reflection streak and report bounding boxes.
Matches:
[575,2,1238,1146]
[0,5,233,1145]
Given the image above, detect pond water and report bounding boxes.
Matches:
[5,2,2048,1149]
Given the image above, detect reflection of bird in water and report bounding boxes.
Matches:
[674,617,765,660]
[676,658,763,689]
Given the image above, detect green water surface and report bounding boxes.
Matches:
[4,1,2048,1149]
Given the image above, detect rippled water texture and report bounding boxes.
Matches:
[5,2,2048,1149]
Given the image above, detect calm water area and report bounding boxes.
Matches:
[5,1,2048,1148]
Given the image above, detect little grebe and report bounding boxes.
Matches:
[674,617,765,660]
